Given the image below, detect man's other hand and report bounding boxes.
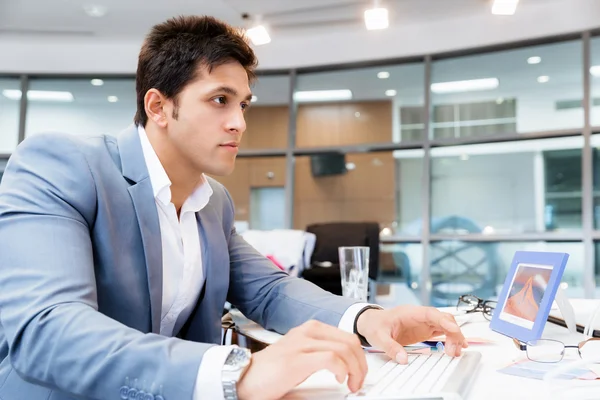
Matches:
[236,320,368,400]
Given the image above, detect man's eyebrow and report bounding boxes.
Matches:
[210,86,253,101]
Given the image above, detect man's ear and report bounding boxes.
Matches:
[144,89,168,128]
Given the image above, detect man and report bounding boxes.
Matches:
[0,15,467,400]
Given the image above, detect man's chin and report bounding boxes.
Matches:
[204,164,235,177]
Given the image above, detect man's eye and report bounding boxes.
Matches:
[241,102,249,111]
[214,96,227,105]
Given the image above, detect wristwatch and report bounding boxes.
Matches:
[222,346,252,400]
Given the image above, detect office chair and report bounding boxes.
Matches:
[429,216,500,306]
[300,222,380,298]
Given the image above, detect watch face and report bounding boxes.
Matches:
[224,347,251,371]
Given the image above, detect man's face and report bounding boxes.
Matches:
[162,61,252,176]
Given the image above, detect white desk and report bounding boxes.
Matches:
[229,302,600,400]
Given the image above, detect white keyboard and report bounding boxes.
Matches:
[348,352,481,400]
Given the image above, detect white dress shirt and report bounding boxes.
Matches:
[138,125,372,400]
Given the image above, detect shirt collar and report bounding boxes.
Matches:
[137,125,213,212]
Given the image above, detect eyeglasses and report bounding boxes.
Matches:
[513,338,600,363]
[456,294,497,321]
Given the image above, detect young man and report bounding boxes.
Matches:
[0,15,467,400]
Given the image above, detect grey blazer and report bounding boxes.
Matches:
[0,125,358,400]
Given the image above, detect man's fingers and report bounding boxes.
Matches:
[299,351,349,385]
[301,339,367,388]
[377,332,408,364]
[440,315,460,333]
[299,320,368,378]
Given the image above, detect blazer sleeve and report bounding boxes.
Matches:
[222,189,359,334]
[0,134,210,400]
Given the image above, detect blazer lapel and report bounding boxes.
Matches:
[117,125,163,334]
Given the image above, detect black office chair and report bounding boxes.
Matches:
[300,222,380,297]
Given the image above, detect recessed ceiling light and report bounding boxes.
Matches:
[90,79,104,86]
[385,89,397,97]
[83,4,107,18]
[107,96,119,103]
[537,75,550,83]
[377,71,390,79]
[293,90,352,102]
[527,56,541,64]
[251,95,257,103]
[431,78,499,94]
[246,25,271,46]
[590,66,600,76]
[491,0,519,15]
[364,7,389,30]
[2,89,74,102]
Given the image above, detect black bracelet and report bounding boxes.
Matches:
[353,305,383,347]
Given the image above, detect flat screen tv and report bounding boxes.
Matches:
[310,152,347,177]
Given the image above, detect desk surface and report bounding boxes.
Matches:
[230,300,600,400]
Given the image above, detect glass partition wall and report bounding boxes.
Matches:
[2,31,600,303]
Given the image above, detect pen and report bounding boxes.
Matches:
[365,341,446,354]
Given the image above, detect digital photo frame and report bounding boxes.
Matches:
[489,251,570,343]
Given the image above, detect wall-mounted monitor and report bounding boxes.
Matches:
[310,152,347,177]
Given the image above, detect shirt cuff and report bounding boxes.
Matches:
[194,345,235,400]
[337,303,377,334]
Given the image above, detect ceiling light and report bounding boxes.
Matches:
[364,7,389,30]
[537,75,550,83]
[107,96,119,103]
[251,95,257,103]
[385,89,397,97]
[293,90,352,102]
[90,79,104,86]
[527,56,541,65]
[491,0,519,15]
[2,89,74,102]
[431,78,499,94]
[377,71,390,79]
[246,25,271,46]
[83,4,107,17]
[590,66,600,76]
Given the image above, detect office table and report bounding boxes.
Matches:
[229,302,600,400]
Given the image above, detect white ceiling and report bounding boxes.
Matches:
[0,0,562,39]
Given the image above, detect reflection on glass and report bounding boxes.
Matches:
[431,136,584,234]
[591,134,600,230]
[25,78,136,138]
[0,78,22,153]
[432,40,582,138]
[393,149,424,235]
[592,241,600,297]
[590,36,600,127]
[295,63,424,147]
[243,75,290,150]
[427,241,583,307]
[378,242,423,304]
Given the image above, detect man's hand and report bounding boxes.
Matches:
[356,306,468,364]
[236,320,368,400]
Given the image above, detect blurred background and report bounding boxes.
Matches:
[2,0,600,306]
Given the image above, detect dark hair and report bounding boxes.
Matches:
[134,15,258,126]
